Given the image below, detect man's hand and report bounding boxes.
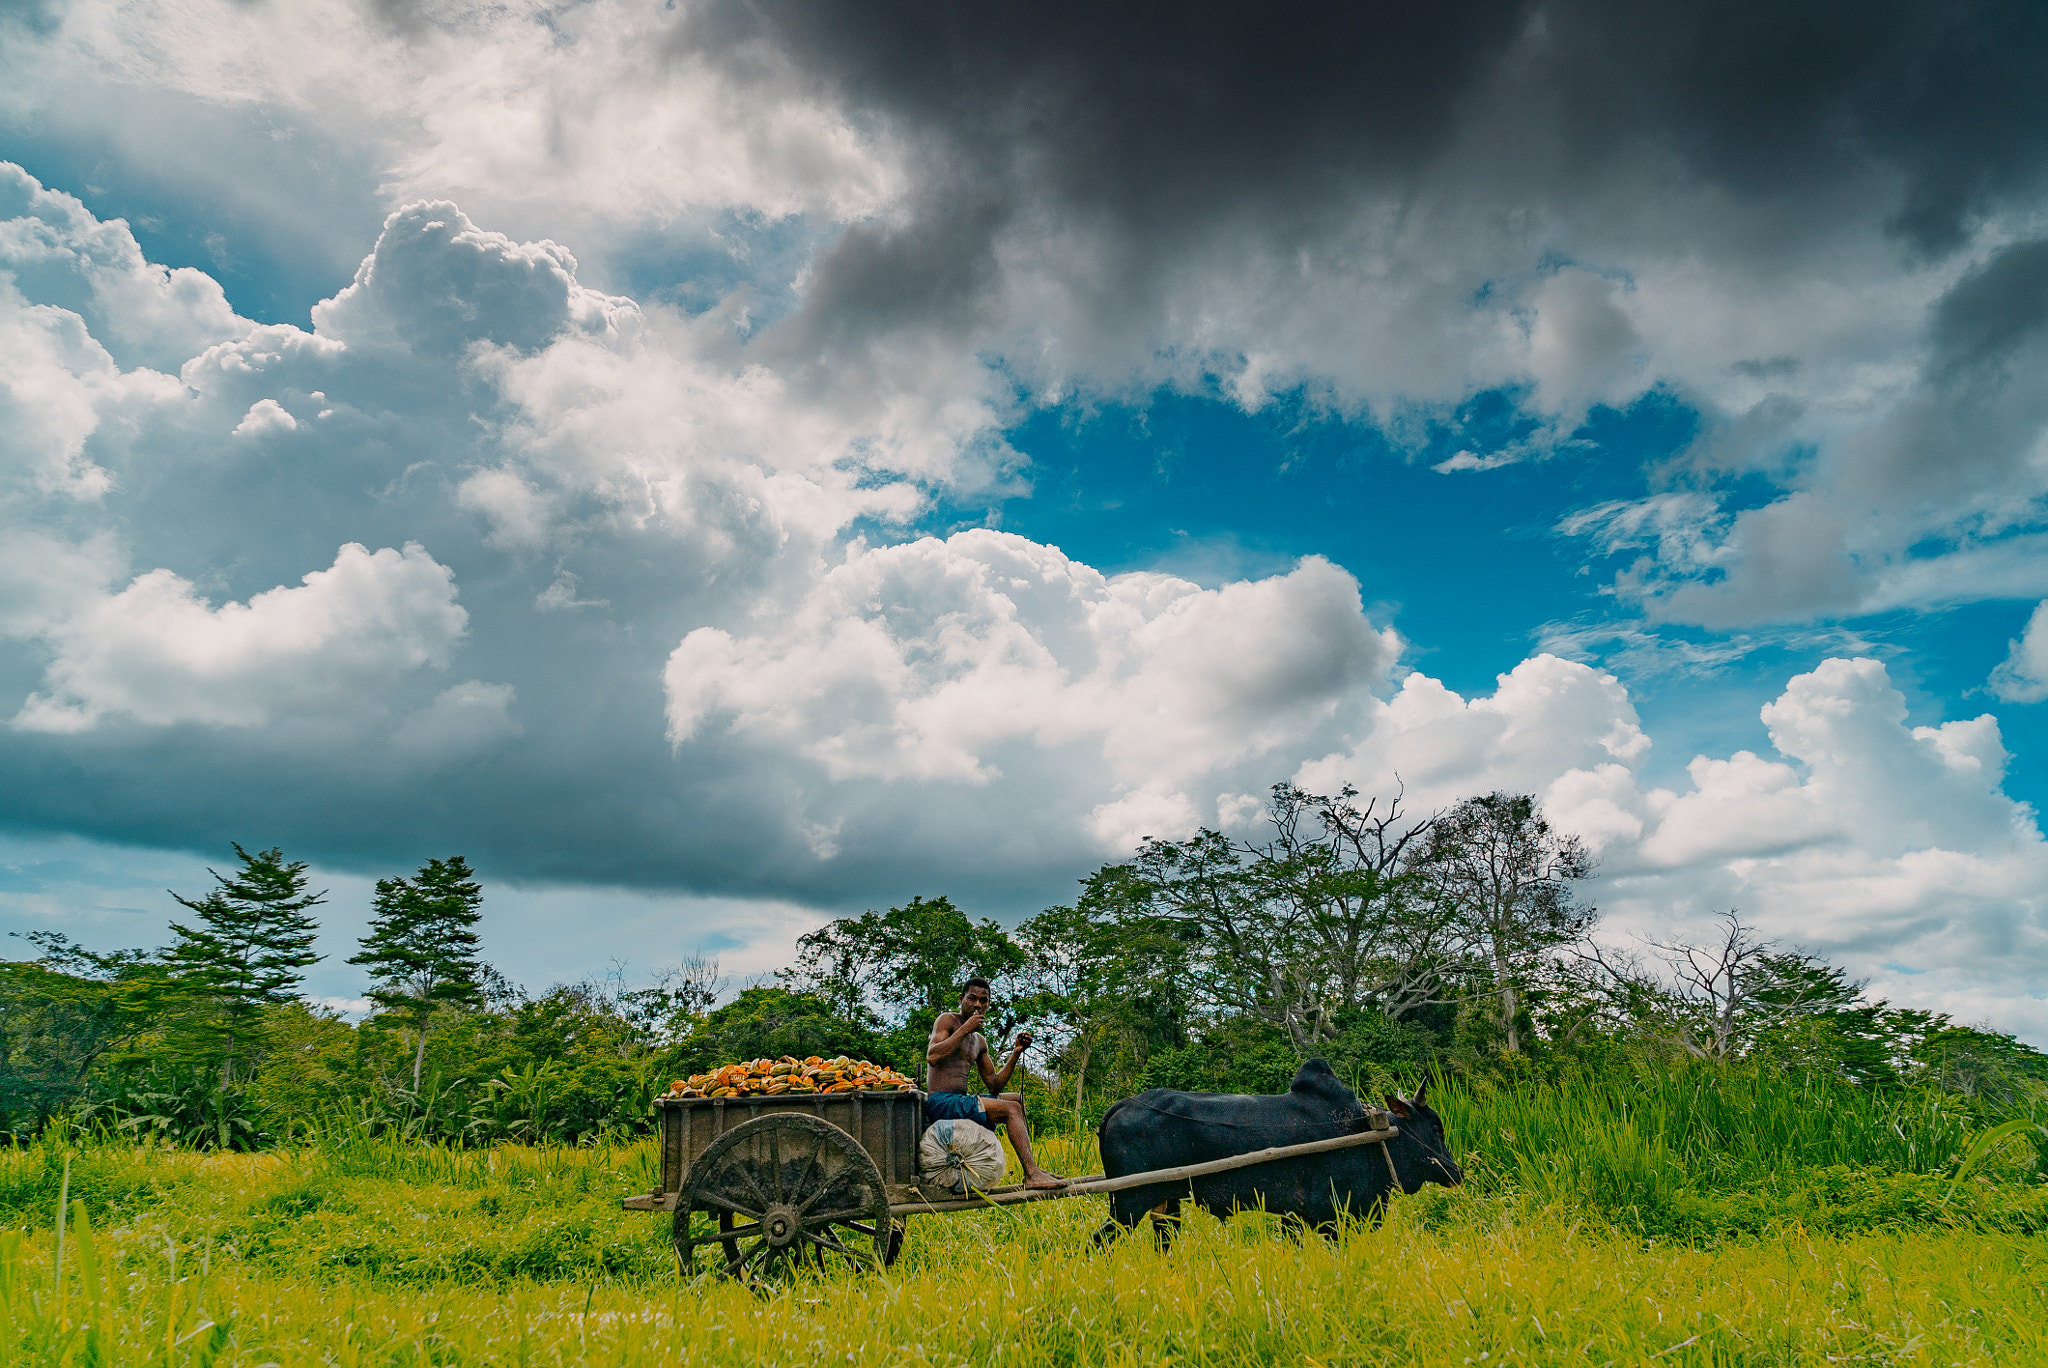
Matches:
[1011,1030,1033,1055]
[963,1009,985,1033]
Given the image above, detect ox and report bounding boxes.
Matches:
[1093,1058,1462,1248]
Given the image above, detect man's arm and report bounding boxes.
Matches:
[978,1030,1031,1092]
[927,1010,981,1064]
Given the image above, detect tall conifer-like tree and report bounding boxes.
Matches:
[165,845,326,1082]
[350,856,487,1089]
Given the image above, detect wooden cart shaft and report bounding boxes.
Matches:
[625,1098,1401,1217]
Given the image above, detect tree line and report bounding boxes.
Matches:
[5,785,2044,1147]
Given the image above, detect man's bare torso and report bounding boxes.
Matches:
[927,1012,987,1093]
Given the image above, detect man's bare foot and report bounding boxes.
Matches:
[1025,1172,1067,1190]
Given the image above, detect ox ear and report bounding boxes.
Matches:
[1384,1093,1415,1119]
[1412,1076,1429,1108]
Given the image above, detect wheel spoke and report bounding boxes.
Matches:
[803,1229,872,1264]
[796,1174,855,1216]
[677,1113,888,1283]
[788,1136,826,1209]
[732,1160,773,1211]
[729,1238,769,1278]
[802,1229,851,1257]
[694,1188,763,1218]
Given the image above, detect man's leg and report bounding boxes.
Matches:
[980,1097,1063,1188]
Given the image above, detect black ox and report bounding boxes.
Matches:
[1093,1058,1463,1248]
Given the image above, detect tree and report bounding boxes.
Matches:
[349,856,487,1090]
[1,932,168,1135]
[781,895,1025,1034]
[607,954,724,1047]
[1416,792,1594,1053]
[1104,785,1449,1056]
[1015,894,1192,1123]
[1915,1022,2048,1110]
[1569,912,1856,1061]
[663,987,890,1075]
[165,845,325,1082]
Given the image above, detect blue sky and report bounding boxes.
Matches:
[992,391,2048,810]
[3,0,2047,1037]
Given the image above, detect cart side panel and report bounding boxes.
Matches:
[658,1092,925,1195]
[889,1091,923,1183]
[849,1091,915,1185]
[661,1100,698,1196]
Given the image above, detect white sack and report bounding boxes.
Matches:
[919,1118,1008,1192]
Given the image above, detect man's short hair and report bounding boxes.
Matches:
[961,976,992,997]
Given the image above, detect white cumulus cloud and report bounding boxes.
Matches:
[666,533,1398,794]
[11,542,468,731]
[1990,601,2048,704]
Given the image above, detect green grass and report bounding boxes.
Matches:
[5,1087,2048,1366]
[1428,1061,2048,1236]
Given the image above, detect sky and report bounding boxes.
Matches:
[3,0,2047,1038]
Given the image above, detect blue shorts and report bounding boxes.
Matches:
[925,1092,994,1129]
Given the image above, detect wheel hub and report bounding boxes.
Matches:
[763,1203,802,1248]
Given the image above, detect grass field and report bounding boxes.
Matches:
[5,1109,2048,1368]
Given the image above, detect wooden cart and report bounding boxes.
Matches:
[624,1089,1401,1279]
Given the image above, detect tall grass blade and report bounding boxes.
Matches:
[52,1152,70,1317]
[1943,1118,2048,1209]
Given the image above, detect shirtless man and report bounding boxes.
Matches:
[925,977,1065,1190]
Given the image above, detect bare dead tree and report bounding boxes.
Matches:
[1570,911,1862,1060]
[1644,911,1778,1059]
[606,953,725,1045]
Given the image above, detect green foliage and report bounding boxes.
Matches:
[1417,791,1595,1054]
[1134,1008,1432,1105]
[1017,888,1197,1122]
[0,937,167,1140]
[240,1001,360,1132]
[1098,786,1452,1056]
[658,987,891,1075]
[1425,1056,2048,1238]
[780,894,1026,1068]
[1140,1017,1302,1097]
[349,855,487,1089]
[164,845,326,1082]
[784,894,1024,1025]
[78,1067,266,1150]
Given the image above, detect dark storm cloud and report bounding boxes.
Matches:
[693,1,1525,220]
[1827,233,2048,509]
[689,0,2048,370]
[1932,237,2048,376]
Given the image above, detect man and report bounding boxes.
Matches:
[925,977,1065,1189]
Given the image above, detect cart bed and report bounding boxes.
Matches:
[653,1090,925,1201]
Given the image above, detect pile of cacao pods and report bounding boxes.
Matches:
[669,1055,917,1098]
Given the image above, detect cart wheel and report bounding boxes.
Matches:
[715,1211,905,1271]
[673,1113,892,1280]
